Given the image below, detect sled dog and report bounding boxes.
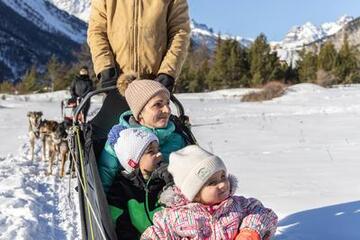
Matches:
[50,121,70,177]
[27,111,43,161]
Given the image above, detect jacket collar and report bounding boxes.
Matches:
[119,110,176,144]
[119,163,171,190]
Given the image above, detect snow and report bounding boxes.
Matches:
[1,83,360,239]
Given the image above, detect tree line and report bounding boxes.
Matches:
[176,33,360,92]
[0,44,95,94]
[1,33,359,94]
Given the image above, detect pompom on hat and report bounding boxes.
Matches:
[168,145,227,201]
[117,73,170,120]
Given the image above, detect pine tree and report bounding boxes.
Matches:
[284,64,299,84]
[45,55,61,91]
[249,33,276,86]
[268,52,285,81]
[318,41,337,71]
[177,40,210,93]
[18,65,39,93]
[297,49,318,82]
[53,63,77,91]
[189,60,209,92]
[0,81,14,93]
[206,36,228,90]
[334,35,359,83]
[227,40,250,87]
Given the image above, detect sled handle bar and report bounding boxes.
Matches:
[73,86,186,123]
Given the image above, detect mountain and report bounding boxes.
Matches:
[0,0,87,82]
[190,19,252,50]
[46,0,90,22]
[2,0,86,43]
[273,15,354,65]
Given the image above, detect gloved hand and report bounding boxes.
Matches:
[235,229,261,240]
[99,68,117,88]
[155,73,175,92]
[153,163,174,187]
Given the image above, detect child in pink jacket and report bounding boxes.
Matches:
[141,145,278,240]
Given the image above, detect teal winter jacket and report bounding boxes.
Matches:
[98,111,186,193]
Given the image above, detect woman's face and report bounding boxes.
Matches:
[194,170,230,205]
[139,141,162,179]
[138,92,171,128]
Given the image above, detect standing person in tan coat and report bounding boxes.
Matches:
[87,0,190,135]
[88,0,190,91]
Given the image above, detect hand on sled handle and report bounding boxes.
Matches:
[155,73,175,92]
[235,228,261,240]
[99,67,118,88]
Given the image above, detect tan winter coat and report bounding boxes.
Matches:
[88,0,190,80]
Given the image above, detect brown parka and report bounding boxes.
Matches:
[87,0,191,80]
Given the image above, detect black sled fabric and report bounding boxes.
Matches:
[78,88,128,240]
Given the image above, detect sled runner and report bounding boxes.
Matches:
[68,86,196,240]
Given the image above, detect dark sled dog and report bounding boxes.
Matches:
[51,121,70,177]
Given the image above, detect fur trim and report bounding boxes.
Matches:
[228,174,238,196]
[159,186,189,207]
[117,72,138,96]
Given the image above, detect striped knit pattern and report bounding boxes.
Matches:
[141,186,278,240]
[125,80,170,120]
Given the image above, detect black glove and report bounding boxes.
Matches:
[98,68,117,88]
[155,74,175,92]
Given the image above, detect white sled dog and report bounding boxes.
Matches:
[27,111,43,161]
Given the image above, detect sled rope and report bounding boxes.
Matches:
[72,127,107,240]
[75,127,96,240]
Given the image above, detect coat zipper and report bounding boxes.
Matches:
[134,0,139,74]
[144,174,154,224]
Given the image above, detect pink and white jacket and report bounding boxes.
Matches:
[141,176,278,240]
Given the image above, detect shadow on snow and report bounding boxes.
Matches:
[276,201,360,240]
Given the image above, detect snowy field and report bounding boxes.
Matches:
[0,84,360,240]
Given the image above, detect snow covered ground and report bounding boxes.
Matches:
[0,84,360,240]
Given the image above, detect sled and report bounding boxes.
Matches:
[61,97,81,125]
[68,86,196,240]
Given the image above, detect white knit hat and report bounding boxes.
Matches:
[113,128,158,173]
[168,145,227,201]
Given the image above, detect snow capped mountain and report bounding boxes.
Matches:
[190,19,252,50]
[273,15,354,65]
[0,0,86,82]
[321,15,354,36]
[47,0,90,22]
[281,15,354,49]
[282,22,326,48]
[1,0,86,43]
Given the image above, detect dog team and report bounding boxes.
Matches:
[27,111,71,177]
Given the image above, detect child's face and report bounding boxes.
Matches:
[138,92,171,129]
[139,141,162,178]
[194,170,230,205]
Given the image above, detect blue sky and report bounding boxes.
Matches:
[188,0,360,41]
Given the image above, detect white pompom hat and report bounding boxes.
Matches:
[168,145,227,201]
[113,128,158,173]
